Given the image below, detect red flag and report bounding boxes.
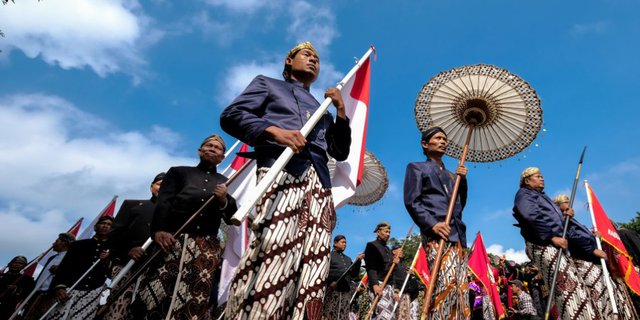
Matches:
[331,56,371,208]
[361,272,369,288]
[468,232,506,319]
[586,182,640,295]
[412,243,430,286]
[77,196,117,240]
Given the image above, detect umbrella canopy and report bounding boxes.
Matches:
[328,150,389,206]
[415,64,542,162]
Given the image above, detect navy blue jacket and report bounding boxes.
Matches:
[513,187,597,259]
[220,75,351,188]
[403,160,467,245]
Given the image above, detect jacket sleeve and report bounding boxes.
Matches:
[50,242,80,290]
[514,191,563,243]
[404,163,439,235]
[109,200,136,258]
[364,242,381,287]
[151,167,180,234]
[325,116,351,161]
[220,75,276,146]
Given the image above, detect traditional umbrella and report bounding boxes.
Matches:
[414,64,542,318]
[328,150,389,206]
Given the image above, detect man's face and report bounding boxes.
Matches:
[94,219,113,237]
[557,201,570,213]
[52,238,66,252]
[392,248,404,258]
[150,179,163,197]
[511,283,521,294]
[334,239,347,251]
[286,49,319,81]
[376,228,390,242]
[8,259,26,272]
[525,173,545,191]
[421,132,448,156]
[198,140,225,166]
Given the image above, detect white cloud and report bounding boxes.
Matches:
[486,244,529,264]
[287,1,338,55]
[0,93,194,263]
[204,0,272,13]
[219,61,283,105]
[570,21,610,36]
[0,0,161,82]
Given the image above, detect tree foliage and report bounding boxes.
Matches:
[618,211,640,234]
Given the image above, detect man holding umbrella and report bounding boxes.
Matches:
[403,127,470,319]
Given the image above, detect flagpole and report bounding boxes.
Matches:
[349,281,364,305]
[96,159,254,317]
[366,225,414,320]
[585,180,619,315]
[229,46,375,225]
[392,244,421,314]
[38,257,104,320]
[544,146,586,320]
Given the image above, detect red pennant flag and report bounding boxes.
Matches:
[67,217,83,237]
[586,182,640,295]
[412,243,430,286]
[468,232,506,319]
[361,273,369,288]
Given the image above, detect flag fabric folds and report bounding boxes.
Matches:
[330,56,371,208]
[586,181,640,295]
[77,196,117,240]
[218,143,256,305]
[412,243,430,287]
[468,232,505,319]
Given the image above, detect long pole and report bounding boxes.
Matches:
[543,146,587,320]
[585,180,619,315]
[95,159,253,317]
[229,46,375,225]
[366,225,414,320]
[38,257,103,320]
[392,244,421,314]
[420,125,475,319]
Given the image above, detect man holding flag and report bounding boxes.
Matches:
[221,41,352,319]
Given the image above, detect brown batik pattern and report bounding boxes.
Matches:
[102,265,141,320]
[46,286,102,320]
[611,277,637,320]
[422,239,470,320]
[225,166,335,320]
[321,289,352,320]
[138,235,221,320]
[526,242,599,320]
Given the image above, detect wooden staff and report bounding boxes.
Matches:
[544,146,586,320]
[366,224,414,320]
[420,125,474,320]
[95,159,253,317]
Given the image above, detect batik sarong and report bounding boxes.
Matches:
[410,299,420,320]
[102,263,146,320]
[369,284,396,320]
[322,288,352,320]
[612,276,637,320]
[525,242,599,320]
[423,239,470,320]
[225,166,335,320]
[481,294,495,320]
[45,287,102,320]
[138,234,221,320]
[397,293,411,320]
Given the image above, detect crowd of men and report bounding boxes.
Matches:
[2,41,640,320]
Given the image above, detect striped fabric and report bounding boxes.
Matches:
[525,242,599,320]
[225,166,335,320]
[423,239,470,320]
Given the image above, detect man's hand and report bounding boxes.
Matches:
[55,288,69,302]
[154,231,176,252]
[563,207,575,218]
[356,253,365,260]
[330,282,337,290]
[49,265,59,273]
[325,88,346,119]
[432,222,451,240]
[128,247,146,261]
[99,250,110,260]
[393,292,400,302]
[265,126,307,154]
[213,184,228,205]
[593,249,607,260]
[373,284,383,296]
[455,165,468,177]
[550,236,568,249]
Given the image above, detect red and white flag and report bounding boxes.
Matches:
[468,232,505,319]
[77,196,117,240]
[331,56,371,208]
[586,182,640,295]
[21,217,83,277]
[218,143,256,305]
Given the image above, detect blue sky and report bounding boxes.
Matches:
[1,0,639,265]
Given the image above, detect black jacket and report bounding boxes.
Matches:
[327,249,361,292]
[364,239,394,289]
[50,238,111,291]
[109,197,157,263]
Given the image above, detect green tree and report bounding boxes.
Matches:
[388,232,422,269]
[618,211,640,234]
